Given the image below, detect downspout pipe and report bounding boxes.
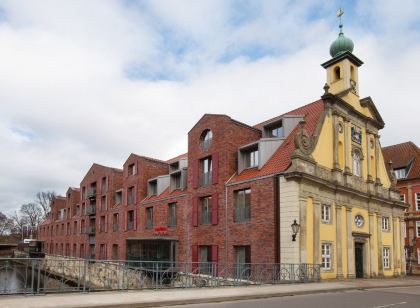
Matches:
[225,173,236,266]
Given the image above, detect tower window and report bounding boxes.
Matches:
[334,66,340,80]
[350,65,355,80]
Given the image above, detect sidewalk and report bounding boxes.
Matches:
[1,278,420,308]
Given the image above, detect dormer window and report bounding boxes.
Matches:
[148,180,158,197]
[245,149,259,168]
[271,126,284,138]
[394,168,406,179]
[171,173,181,190]
[128,163,136,176]
[200,129,213,150]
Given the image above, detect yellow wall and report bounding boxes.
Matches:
[312,115,333,169]
[320,204,337,279]
[306,197,314,264]
[378,149,391,188]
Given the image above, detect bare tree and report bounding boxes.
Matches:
[10,211,29,237]
[35,191,55,219]
[20,203,43,229]
[0,212,13,237]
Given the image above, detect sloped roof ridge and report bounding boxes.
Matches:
[253,99,323,130]
[128,153,169,165]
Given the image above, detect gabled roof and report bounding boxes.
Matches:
[231,99,325,183]
[188,113,260,134]
[81,163,123,183]
[359,97,385,128]
[166,153,188,164]
[383,141,420,180]
[124,153,169,166]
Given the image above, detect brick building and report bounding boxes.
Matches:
[383,141,420,273]
[38,22,406,279]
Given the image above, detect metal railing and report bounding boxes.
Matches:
[234,206,251,222]
[0,257,320,295]
[86,205,96,215]
[87,188,96,199]
[200,171,212,186]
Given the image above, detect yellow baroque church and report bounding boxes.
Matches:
[279,19,406,279]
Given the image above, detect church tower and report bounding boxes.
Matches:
[321,9,363,110]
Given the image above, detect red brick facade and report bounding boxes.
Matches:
[383,142,420,273]
[38,106,322,265]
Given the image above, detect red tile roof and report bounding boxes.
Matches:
[141,187,187,203]
[382,141,420,180]
[230,99,325,183]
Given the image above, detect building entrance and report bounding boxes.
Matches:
[355,242,364,278]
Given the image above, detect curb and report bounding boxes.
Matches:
[73,282,420,308]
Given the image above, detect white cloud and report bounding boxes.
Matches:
[0,0,419,214]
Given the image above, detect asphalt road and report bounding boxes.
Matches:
[163,286,420,308]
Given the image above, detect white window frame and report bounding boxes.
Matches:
[321,243,332,271]
[321,204,331,223]
[416,221,420,237]
[383,247,391,269]
[416,193,420,211]
[400,194,406,203]
[382,216,390,231]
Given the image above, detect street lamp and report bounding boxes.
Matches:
[291,220,300,242]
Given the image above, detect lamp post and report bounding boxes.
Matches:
[291,220,300,242]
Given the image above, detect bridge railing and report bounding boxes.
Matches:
[0,257,320,294]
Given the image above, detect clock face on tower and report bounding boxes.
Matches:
[354,215,364,228]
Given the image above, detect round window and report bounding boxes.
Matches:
[354,214,364,228]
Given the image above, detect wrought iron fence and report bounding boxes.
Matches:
[0,257,320,295]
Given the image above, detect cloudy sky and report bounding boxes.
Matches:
[0,0,419,214]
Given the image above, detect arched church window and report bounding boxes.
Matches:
[334,66,340,80]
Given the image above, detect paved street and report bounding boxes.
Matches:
[165,286,420,308]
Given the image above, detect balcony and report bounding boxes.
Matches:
[86,252,95,260]
[87,188,97,200]
[200,171,212,186]
[88,236,96,245]
[86,226,96,234]
[86,205,96,216]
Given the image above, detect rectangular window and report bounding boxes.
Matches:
[382,217,390,231]
[234,189,251,222]
[383,247,391,269]
[418,249,420,265]
[200,157,212,186]
[400,194,406,203]
[66,222,70,235]
[321,204,331,223]
[234,246,251,278]
[416,221,420,237]
[101,196,106,212]
[128,186,135,205]
[128,163,136,176]
[246,150,259,168]
[112,244,119,261]
[200,196,212,224]
[101,176,107,194]
[416,193,420,211]
[115,190,123,205]
[113,213,119,232]
[394,168,406,179]
[100,216,106,232]
[146,207,153,229]
[321,243,332,270]
[168,203,177,227]
[199,245,212,274]
[72,244,77,257]
[100,244,106,260]
[127,210,134,230]
[171,173,181,190]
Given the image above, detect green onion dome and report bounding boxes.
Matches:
[329,26,354,58]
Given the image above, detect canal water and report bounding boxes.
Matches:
[0,260,80,294]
